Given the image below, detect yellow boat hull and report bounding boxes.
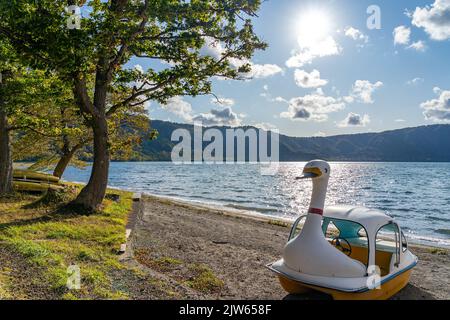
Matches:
[13,181,64,192]
[13,169,60,184]
[278,269,413,300]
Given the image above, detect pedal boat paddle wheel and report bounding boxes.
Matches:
[267,160,418,300]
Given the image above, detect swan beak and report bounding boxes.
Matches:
[296,172,319,180]
[296,167,322,180]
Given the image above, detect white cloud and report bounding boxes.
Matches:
[163,97,193,122]
[395,119,406,122]
[294,69,328,88]
[203,37,282,79]
[163,96,244,126]
[393,26,411,45]
[274,96,288,103]
[280,93,345,122]
[421,89,450,122]
[133,64,144,73]
[343,96,355,103]
[144,101,151,113]
[254,122,277,131]
[412,0,450,41]
[202,37,226,59]
[313,131,327,137]
[344,27,369,43]
[407,77,424,86]
[407,40,427,51]
[193,107,243,126]
[338,113,371,127]
[346,80,383,104]
[286,36,342,68]
[246,63,283,79]
[211,97,235,107]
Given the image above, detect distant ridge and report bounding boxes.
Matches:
[136,120,450,162]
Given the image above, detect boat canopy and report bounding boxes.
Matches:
[324,206,394,234]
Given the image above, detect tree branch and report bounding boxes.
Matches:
[106,75,176,117]
[73,75,97,117]
[108,0,150,75]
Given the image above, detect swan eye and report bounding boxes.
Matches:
[324,168,328,173]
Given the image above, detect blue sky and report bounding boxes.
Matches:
[130,0,450,137]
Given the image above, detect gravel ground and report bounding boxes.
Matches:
[0,243,59,300]
[1,193,447,300]
[129,195,450,300]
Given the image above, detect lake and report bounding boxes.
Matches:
[62,162,450,247]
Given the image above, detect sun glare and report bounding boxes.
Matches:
[296,10,332,45]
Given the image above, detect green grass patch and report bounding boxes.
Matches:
[430,248,448,255]
[0,269,12,299]
[134,249,183,273]
[0,186,134,299]
[184,264,224,294]
[267,219,289,228]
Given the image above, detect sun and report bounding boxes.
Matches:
[296,9,332,45]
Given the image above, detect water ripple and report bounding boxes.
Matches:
[62,162,450,247]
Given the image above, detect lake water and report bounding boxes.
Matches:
[63,162,450,247]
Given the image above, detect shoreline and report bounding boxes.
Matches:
[130,194,450,299]
[137,192,450,249]
[53,177,450,249]
[15,160,450,164]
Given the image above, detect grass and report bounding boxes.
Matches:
[134,248,224,295]
[0,185,227,299]
[267,219,289,228]
[184,264,224,294]
[430,248,448,256]
[0,268,12,299]
[133,249,183,272]
[0,186,133,299]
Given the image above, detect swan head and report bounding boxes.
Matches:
[296,160,330,180]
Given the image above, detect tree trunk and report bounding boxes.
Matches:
[71,65,111,212]
[0,110,13,196]
[71,116,110,211]
[52,146,79,178]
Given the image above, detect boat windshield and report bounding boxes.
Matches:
[288,216,370,266]
[375,223,401,276]
[322,217,370,266]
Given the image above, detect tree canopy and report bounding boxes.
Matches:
[0,0,266,210]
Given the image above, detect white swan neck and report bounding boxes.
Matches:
[308,177,329,214]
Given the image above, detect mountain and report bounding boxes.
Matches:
[136,120,450,162]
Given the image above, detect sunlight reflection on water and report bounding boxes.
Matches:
[63,162,450,247]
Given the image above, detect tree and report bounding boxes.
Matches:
[14,103,90,178]
[19,92,152,178]
[0,41,78,195]
[0,0,267,211]
[0,68,58,196]
[0,70,14,195]
[0,38,24,196]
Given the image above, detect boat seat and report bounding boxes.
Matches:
[375,250,393,277]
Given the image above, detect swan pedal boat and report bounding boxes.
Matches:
[12,169,63,192]
[267,160,418,300]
